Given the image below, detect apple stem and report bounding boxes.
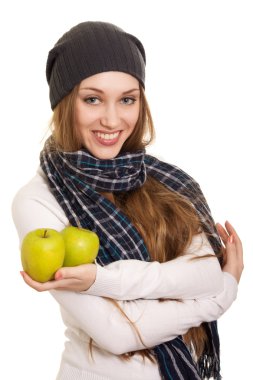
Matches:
[43,229,48,238]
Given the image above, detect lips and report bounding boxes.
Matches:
[93,131,121,146]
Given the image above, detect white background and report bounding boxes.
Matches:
[1,1,252,379]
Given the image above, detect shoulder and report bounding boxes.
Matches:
[12,167,58,208]
[12,168,68,243]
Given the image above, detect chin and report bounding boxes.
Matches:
[95,151,120,160]
[89,146,123,160]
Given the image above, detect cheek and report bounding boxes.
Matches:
[126,107,140,129]
[74,103,83,129]
[75,104,97,131]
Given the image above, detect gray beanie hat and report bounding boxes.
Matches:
[46,21,146,109]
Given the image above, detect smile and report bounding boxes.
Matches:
[93,131,121,146]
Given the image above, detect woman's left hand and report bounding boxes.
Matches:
[20,263,97,292]
[216,220,244,283]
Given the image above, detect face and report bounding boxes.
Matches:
[75,71,140,159]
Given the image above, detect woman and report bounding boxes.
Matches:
[12,21,243,380]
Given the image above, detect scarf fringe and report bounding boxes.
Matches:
[197,354,222,380]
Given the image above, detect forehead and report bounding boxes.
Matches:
[79,71,140,92]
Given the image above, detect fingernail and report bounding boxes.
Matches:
[55,272,62,280]
[229,235,234,243]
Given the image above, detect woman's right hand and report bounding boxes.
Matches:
[216,221,244,283]
[20,263,97,292]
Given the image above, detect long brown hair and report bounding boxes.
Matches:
[51,82,212,361]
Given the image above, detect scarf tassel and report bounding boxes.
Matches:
[197,354,222,380]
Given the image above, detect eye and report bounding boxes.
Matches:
[84,96,100,105]
[120,97,136,105]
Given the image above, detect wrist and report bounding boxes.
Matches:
[85,264,97,290]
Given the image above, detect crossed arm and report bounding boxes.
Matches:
[49,272,237,354]
[20,225,241,355]
[14,193,243,355]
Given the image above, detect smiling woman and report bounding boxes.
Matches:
[51,74,154,155]
[74,72,140,159]
[12,20,243,380]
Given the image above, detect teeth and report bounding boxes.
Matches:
[95,132,120,140]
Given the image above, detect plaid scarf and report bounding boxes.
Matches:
[40,137,222,380]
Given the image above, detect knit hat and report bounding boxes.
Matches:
[46,21,146,109]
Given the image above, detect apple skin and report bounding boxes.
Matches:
[61,226,99,267]
[21,229,65,283]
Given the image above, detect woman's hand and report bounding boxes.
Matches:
[20,263,97,292]
[216,221,244,283]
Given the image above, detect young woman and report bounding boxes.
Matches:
[12,21,243,380]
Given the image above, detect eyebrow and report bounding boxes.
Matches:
[79,87,140,95]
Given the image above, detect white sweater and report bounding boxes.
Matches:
[12,168,238,380]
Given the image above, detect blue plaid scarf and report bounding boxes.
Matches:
[40,137,222,380]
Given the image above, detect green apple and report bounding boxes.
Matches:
[61,226,99,267]
[21,228,65,283]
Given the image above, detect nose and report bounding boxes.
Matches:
[100,104,120,129]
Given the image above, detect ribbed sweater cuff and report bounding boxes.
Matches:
[80,264,120,297]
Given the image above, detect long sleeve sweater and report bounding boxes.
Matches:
[12,168,238,380]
